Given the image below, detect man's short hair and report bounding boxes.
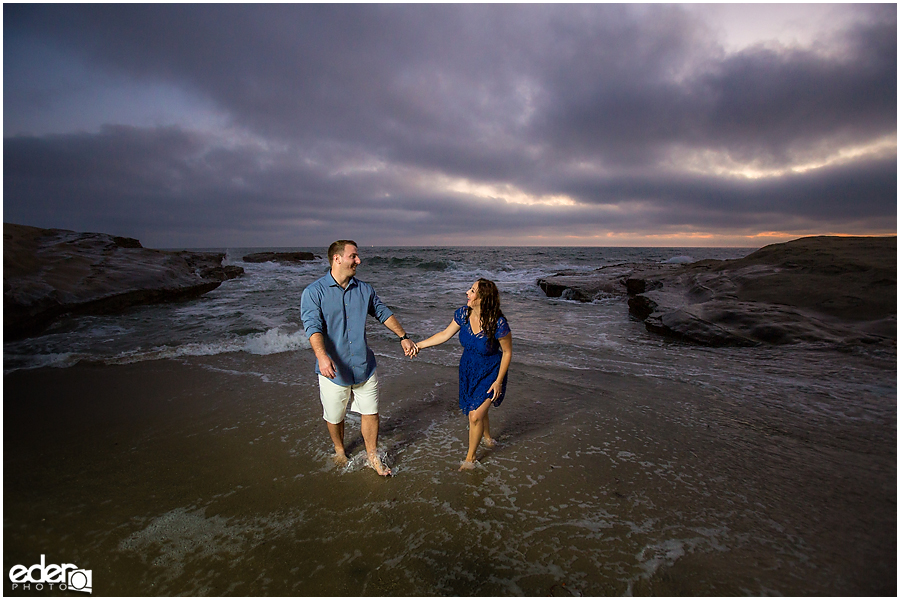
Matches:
[328,240,358,265]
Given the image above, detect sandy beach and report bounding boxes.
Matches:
[4,346,895,596]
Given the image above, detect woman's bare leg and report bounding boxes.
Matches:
[461,398,492,470]
[482,411,496,447]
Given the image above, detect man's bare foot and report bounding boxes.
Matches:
[482,436,497,448]
[459,460,477,471]
[368,453,392,477]
[332,452,348,467]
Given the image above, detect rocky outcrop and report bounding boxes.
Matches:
[4,223,244,340]
[242,251,320,264]
[539,236,897,347]
[537,263,679,302]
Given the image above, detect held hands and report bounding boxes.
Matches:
[401,338,418,358]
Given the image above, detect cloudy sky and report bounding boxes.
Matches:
[4,4,896,248]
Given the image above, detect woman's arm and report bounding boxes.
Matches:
[415,320,460,350]
[486,333,512,401]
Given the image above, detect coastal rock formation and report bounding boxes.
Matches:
[538,264,679,302]
[4,223,244,340]
[242,251,320,264]
[538,236,897,347]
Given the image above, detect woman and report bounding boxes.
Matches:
[413,278,512,470]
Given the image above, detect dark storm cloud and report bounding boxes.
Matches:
[536,8,896,165]
[558,157,897,217]
[7,125,893,246]
[3,126,376,236]
[3,4,896,245]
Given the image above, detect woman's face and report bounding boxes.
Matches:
[466,282,480,308]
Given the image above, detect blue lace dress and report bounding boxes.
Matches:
[454,306,511,415]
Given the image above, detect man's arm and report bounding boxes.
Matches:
[383,315,417,356]
[300,284,336,378]
[309,332,336,378]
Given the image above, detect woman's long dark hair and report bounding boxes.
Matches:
[473,278,503,348]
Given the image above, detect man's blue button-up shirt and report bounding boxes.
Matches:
[300,272,393,387]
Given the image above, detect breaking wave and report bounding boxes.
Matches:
[4,327,310,373]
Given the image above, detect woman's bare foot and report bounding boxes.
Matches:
[482,436,497,448]
[459,460,477,471]
[332,452,348,467]
[368,452,392,476]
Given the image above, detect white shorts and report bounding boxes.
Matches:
[318,371,380,424]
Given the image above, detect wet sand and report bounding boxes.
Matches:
[3,351,896,595]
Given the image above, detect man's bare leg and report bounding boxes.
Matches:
[326,420,348,466]
[361,413,391,476]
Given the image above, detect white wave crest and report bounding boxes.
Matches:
[7,328,311,372]
[3,352,83,374]
[662,255,694,264]
[242,328,310,355]
[122,328,309,361]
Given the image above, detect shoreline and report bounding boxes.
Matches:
[4,350,895,595]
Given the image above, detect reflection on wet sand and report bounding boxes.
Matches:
[4,343,895,596]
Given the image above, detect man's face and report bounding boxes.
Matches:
[335,244,360,277]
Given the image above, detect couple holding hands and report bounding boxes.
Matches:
[300,240,512,475]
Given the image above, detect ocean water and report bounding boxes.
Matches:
[4,244,894,419]
[4,246,896,595]
[4,246,752,372]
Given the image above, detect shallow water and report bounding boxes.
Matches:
[3,247,896,595]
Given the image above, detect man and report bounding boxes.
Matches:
[300,240,416,476]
